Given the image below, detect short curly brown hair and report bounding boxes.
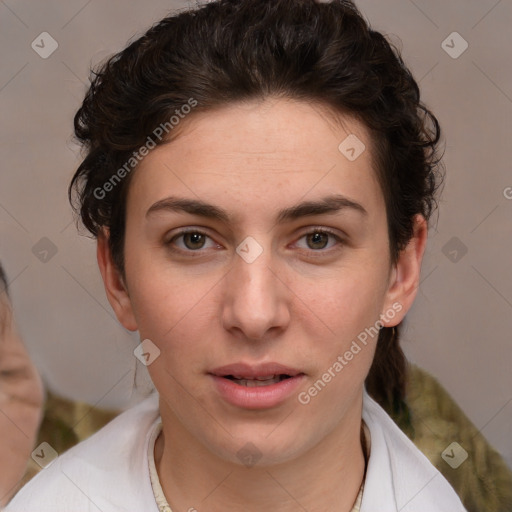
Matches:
[69,0,444,419]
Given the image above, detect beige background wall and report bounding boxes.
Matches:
[0,0,510,468]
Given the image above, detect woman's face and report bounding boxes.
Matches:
[100,98,422,466]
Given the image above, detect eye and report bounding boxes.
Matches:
[167,229,219,253]
[295,228,342,252]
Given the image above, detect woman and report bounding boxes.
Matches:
[6,0,468,510]
[0,265,44,507]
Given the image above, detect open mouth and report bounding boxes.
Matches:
[209,364,305,408]
[223,374,293,387]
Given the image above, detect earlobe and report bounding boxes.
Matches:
[97,229,138,331]
[381,215,428,327]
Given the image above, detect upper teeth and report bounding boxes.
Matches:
[232,374,280,381]
[235,376,282,387]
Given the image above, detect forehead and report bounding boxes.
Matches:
[152,98,371,165]
[127,98,383,219]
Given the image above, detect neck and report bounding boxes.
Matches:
[155,395,366,512]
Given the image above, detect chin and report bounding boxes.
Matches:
[202,423,316,469]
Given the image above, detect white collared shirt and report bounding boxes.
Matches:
[5,389,467,512]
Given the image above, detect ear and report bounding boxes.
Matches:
[97,229,138,331]
[381,214,428,327]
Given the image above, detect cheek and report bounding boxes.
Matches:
[125,258,221,377]
[130,281,211,395]
[125,239,209,335]
[304,263,390,342]
[293,263,390,396]
[296,276,384,410]
[131,280,211,348]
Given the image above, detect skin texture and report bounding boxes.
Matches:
[97,98,427,512]
[0,289,44,506]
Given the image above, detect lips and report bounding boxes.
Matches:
[209,362,305,409]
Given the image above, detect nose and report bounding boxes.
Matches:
[221,240,290,342]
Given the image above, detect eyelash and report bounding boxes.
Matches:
[165,227,344,257]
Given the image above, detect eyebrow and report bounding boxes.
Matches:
[146,194,368,223]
